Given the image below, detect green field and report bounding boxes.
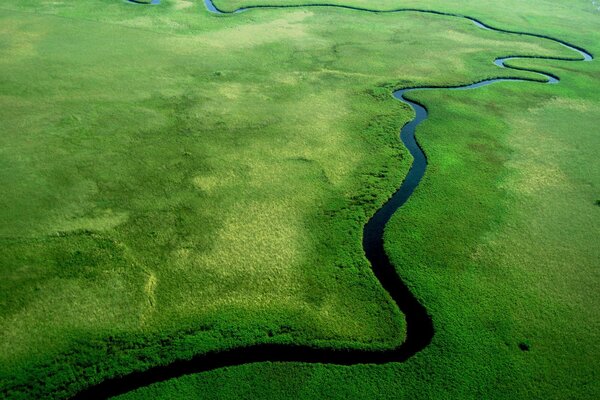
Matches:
[0,0,598,399]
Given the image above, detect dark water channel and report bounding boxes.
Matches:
[72,1,592,398]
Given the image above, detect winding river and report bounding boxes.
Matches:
[76,1,592,398]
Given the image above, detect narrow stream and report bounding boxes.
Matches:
[72,2,592,398]
[126,0,161,5]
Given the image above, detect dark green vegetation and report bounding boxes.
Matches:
[1,0,598,399]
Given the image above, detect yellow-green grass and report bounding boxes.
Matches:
[118,54,600,400]
[114,1,600,399]
[1,0,598,398]
[215,0,598,48]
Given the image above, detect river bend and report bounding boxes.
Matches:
[74,1,592,398]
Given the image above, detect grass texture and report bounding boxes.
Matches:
[0,0,598,398]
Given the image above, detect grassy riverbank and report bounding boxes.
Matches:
[1,0,598,398]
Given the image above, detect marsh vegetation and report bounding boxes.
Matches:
[0,0,598,398]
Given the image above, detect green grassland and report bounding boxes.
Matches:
[0,0,598,399]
